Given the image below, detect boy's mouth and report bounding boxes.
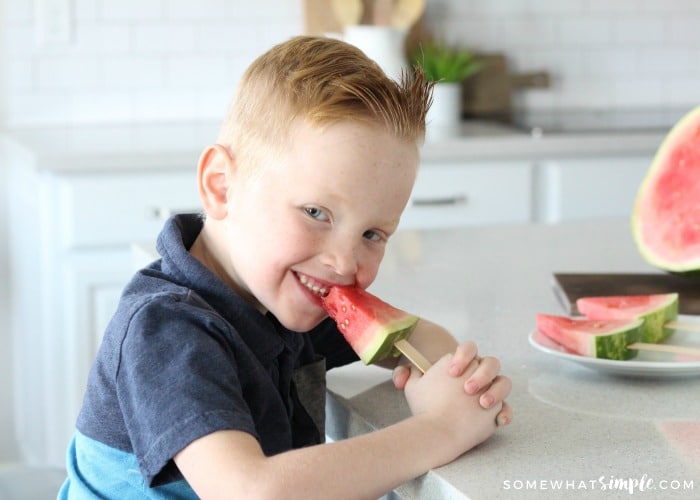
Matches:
[296,272,330,297]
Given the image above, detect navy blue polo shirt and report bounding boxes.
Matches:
[60,214,358,497]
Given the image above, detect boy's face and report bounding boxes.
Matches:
[222,119,418,332]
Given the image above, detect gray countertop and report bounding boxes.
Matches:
[326,219,700,499]
[2,119,667,172]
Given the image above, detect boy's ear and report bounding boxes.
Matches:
[197,144,235,220]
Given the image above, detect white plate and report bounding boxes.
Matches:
[529,315,700,378]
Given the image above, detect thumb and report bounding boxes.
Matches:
[392,364,411,390]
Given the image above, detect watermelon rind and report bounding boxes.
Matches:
[631,105,700,275]
[576,293,678,344]
[536,314,643,361]
[357,317,419,365]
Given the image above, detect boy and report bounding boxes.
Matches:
[59,36,512,499]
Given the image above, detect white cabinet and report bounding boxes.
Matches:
[533,155,651,223]
[400,161,534,229]
[7,148,200,467]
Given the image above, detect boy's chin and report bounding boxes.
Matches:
[275,309,327,333]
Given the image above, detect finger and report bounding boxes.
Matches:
[392,364,411,390]
[463,356,501,395]
[496,401,513,427]
[479,375,512,409]
[448,341,478,376]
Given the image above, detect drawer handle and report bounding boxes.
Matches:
[411,194,468,207]
[149,207,199,220]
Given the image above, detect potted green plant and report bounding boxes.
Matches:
[410,39,483,136]
[410,39,483,83]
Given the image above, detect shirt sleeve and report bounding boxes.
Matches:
[115,292,258,486]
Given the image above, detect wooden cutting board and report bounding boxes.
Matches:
[552,273,700,315]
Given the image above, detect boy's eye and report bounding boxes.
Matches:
[304,206,329,221]
[362,229,381,242]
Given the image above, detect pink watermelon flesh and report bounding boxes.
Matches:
[576,293,678,343]
[536,314,643,361]
[632,106,700,274]
[322,286,419,365]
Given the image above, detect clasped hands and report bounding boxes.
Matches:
[392,341,513,427]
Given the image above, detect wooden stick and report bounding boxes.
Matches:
[666,320,700,333]
[628,342,700,357]
[394,338,432,373]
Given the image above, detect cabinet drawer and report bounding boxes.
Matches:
[400,162,533,229]
[55,169,200,248]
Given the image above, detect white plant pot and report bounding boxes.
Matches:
[344,25,408,82]
[426,82,463,140]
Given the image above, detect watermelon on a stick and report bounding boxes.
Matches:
[576,293,700,343]
[322,286,432,372]
[536,313,700,361]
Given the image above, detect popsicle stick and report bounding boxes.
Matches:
[666,320,700,333]
[394,338,432,373]
[628,342,700,357]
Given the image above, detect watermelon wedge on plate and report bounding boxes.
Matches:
[576,293,678,343]
[535,314,643,361]
[632,106,700,276]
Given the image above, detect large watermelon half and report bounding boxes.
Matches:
[632,105,700,275]
[321,286,419,365]
[536,314,643,361]
[576,293,678,344]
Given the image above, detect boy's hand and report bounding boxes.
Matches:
[392,341,513,427]
[403,354,502,458]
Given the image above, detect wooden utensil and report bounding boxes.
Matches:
[392,0,425,30]
[394,339,432,373]
[372,0,393,26]
[331,0,364,28]
[627,342,700,358]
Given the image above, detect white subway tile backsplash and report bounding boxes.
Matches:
[195,22,262,53]
[166,55,230,88]
[73,24,131,54]
[100,0,165,21]
[2,0,699,126]
[70,90,134,123]
[102,57,165,89]
[167,0,235,20]
[36,56,101,90]
[5,59,33,90]
[558,17,613,46]
[667,18,700,44]
[132,23,197,54]
[612,17,666,45]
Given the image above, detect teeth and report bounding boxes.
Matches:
[298,273,328,296]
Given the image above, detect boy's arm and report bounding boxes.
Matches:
[175,355,500,500]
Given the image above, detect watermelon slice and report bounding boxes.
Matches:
[321,286,419,365]
[632,105,700,275]
[576,293,678,344]
[536,314,644,360]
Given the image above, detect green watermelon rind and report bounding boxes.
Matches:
[631,105,700,274]
[577,293,679,344]
[636,294,678,343]
[537,315,644,361]
[357,316,419,365]
[592,323,642,361]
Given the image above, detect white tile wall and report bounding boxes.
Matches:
[1,0,699,125]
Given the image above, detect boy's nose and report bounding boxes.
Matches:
[322,242,359,277]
